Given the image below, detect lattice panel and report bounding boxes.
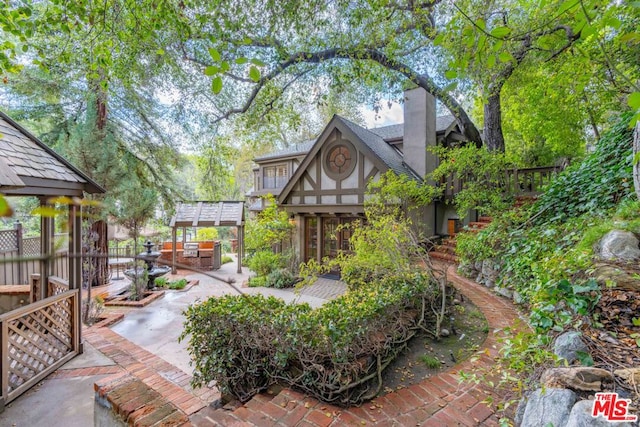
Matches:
[0,230,18,252]
[47,279,69,297]
[22,237,41,256]
[6,297,74,392]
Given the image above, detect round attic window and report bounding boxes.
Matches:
[325,140,356,179]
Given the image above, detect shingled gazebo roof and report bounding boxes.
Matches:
[170,201,245,227]
[0,111,104,196]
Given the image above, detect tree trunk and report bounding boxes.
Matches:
[634,120,640,201]
[89,220,109,287]
[483,93,505,152]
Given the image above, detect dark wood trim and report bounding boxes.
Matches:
[285,204,365,214]
[302,171,317,190]
[365,166,379,184]
[290,188,363,197]
[315,153,321,204]
[358,152,365,204]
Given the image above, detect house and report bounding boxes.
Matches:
[248,88,472,264]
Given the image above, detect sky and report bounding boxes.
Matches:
[360,100,404,128]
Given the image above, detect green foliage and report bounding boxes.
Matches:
[430,145,513,218]
[181,272,437,404]
[195,227,218,241]
[531,113,634,225]
[246,250,285,277]
[221,255,233,264]
[457,113,636,333]
[418,354,441,369]
[154,277,169,287]
[245,195,293,254]
[529,279,600,332]
[265,268,297,289]
[302,172,436,290]
[169,278,188,290]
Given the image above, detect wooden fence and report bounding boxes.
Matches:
[0,280,79,408]
[0,227,68,285]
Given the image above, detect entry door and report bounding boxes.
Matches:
[322,217,356,260]
[322,218,340,260]
[304,217,318,262]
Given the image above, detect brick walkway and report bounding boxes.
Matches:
[84,326,220,416]
[190,265,524,426]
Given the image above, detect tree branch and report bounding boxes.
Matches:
[215,47,482,145]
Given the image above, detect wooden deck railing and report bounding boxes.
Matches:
[443,165,561,199]
[504,166,561,195]
[0,284,79,408]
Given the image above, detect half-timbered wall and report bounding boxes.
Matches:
[285,130,382,211]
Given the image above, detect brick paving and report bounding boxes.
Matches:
[84,326,220,415]
[190,264,524,426]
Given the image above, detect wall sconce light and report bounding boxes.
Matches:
[288,214,296,226]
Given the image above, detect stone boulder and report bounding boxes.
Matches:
[520,388,577,427]
[594,263,640,291]
[540,367,613,391]
[595,230,640,261]
[566,399,635,427]
[614,367,640,387]
[554,331,589,364]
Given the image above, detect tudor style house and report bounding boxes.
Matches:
[248,88,472,264]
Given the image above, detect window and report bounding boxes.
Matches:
[263,165,288,189]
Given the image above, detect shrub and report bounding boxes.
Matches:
[221,255,233,264]
[181,272,439,405]
[265,268,297,288]
[247,276,267,287]
[247,250,284,277]
[154,277,169,288]
[169,278,188,290]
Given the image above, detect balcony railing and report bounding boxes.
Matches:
[443,166,562,200]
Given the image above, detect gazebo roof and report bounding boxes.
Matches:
[0,111,104,196]
[170,201,245,227]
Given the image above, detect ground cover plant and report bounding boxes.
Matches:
[454,113,639,415]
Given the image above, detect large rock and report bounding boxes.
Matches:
[595,230,640,261]
[615,367,640,386]
[594,263,640,291]
[540,367,613,391]
[566,399,636,427]
[520,388,577,427]
[481,259,500,287]
[554,331,588,364]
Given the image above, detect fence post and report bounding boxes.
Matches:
[0,319,7,412]
[15,222,23,285]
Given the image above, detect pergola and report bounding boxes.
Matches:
[0,111,104,406]
[169,201,245,274]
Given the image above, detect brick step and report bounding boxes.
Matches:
[478,216,493,223]
[429,251,459,263]
[467,221,490,229]
[435,244,457,255]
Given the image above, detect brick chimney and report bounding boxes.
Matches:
[402,87,436,179]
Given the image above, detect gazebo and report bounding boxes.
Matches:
[0,111,104,408]
[169,201,245,274]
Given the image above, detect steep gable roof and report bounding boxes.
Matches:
[337,116,420,179]
[278,115,420,204]
[369,115,457,141]
[0,111,104,196]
